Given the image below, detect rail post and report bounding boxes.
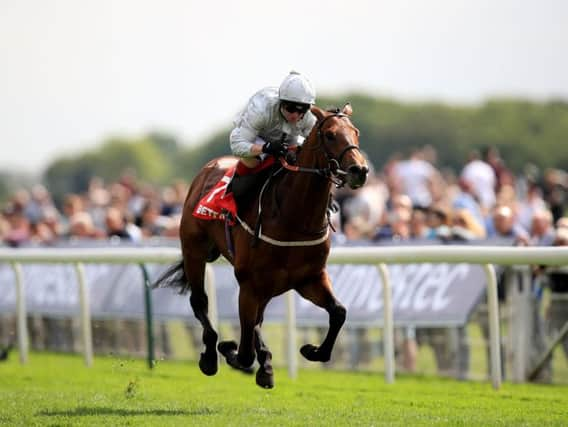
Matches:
[140,264,156,369]
[74,262,93,367]
[483,263,501,390]
[377,263,394,384]
[11,262,28,364]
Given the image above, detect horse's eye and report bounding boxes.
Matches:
[324,131,336,142]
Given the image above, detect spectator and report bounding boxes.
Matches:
[29,218,57,245]
[87,177,110,230]
[426,203,452,239]
[483,146,515,191]
[525,208,556,382]
[137,200,171,238]
[3,204,31,247]
[68,212,105,240]
[449,208,486,241]
[542,168,568,224]
[374,209,411,242]
[343,216,375,241]
[24,184,58,225]
[460,150,496,213]
[556,216,568,230]
[61,194,86,235]
[518,181,547,233]
[475,204,527,382]
[393,147,440,209]
[486,205,529,244]
[409,208,431,239]
[529,209,555,246]
[0,214,8,244]
[451,177,485,232]
[104,207,140,241]
[543,228,568,373]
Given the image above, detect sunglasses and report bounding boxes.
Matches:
[282,101,310,115]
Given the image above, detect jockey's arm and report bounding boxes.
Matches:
[230,99,267,158]
[230,126,264,157]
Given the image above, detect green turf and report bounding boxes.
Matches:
[1,353,567,426]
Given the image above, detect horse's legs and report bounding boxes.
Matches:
[218,287,258,373]
[254,324,274,389]
[296,273,346,363]
[252,307,273,388]
[185,255,218,376]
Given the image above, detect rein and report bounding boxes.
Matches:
[233,111,360,248]
[279,112,360,188]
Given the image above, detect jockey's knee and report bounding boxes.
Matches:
[238,157,260,170]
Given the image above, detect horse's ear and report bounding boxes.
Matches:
[310,106,325,121]
[342,103,353,116]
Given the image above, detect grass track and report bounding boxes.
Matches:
[0,353,567,426]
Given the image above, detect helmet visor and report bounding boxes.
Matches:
[281,101,310,115]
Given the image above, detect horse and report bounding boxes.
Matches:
[154,104,369,388]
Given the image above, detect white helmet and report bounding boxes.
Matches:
[278,71,316,105]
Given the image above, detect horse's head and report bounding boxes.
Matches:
[307,104,369,189]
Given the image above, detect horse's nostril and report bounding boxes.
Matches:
[348,165,368,178]
[348,165,362,174]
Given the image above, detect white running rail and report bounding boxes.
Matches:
[2,245,568,390]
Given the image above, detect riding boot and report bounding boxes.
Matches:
[230,172,258,200]
[229,161,259,201]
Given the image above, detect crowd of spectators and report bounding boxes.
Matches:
[333,145,568,248]
[1,146,566,250]
[331,145,568,381]
[0,171,187,247]
[1,146,567,380]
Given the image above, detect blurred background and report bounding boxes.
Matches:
[1,0,567,201]
[1,0,568,383]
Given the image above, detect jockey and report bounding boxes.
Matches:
[229,71,317,188]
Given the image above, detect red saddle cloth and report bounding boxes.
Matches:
[192,157,275,223]
[193,168,237,223]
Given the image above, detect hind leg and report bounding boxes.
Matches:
[296,272,346,363]
[185,255,219,376]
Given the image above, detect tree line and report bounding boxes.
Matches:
[3,93,567,204]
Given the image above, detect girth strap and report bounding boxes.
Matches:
[236,215,329,247]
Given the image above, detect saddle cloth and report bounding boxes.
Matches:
[193,167,237,223]
[192,157,276,224]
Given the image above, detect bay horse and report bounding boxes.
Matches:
[155,104,368,388]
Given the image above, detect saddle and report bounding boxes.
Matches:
[192,157,277,224]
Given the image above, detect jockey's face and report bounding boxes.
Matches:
[280,101,310,124]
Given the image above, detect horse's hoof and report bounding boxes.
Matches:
[241,364,255,375]
[217,340,238,356]
[218,341,255,374]
[226,356,255,375]
[300,344,330,362]
[256,368,274,389]
[199,352,218,376]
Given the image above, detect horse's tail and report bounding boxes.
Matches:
[152,260,189,294]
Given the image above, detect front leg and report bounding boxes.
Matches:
[218,287,258,372]
[254,325,274,389]
[296,272,346,362]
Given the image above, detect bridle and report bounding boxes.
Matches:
[279,112,362,188]
[245,111,360,242]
